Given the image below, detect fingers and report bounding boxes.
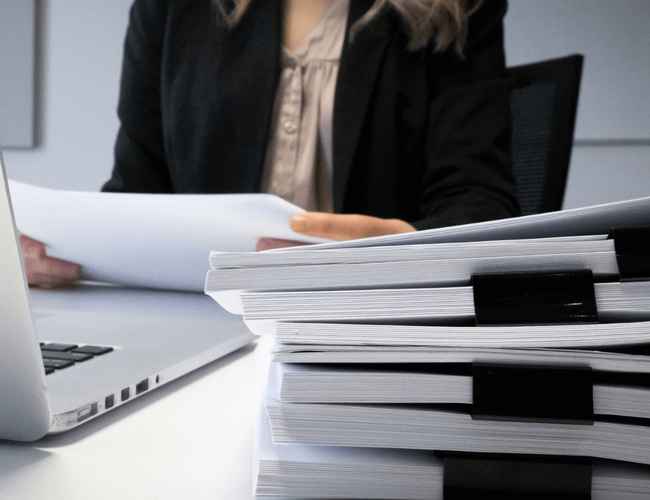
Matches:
[256,238,307,251]
[290,213,364,240]
[20,235,81,287]
[290,213,414,241]
[20,234,47,259]
[25,256,81,287]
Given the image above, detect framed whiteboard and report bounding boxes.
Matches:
[0,0,36,148]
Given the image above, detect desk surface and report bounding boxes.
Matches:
[0,333,272,500]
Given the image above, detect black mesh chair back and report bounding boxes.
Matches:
[508,55,584,215]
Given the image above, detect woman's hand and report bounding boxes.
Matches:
[290,212,415,241]
[256,213,415,251]
[256,238,306,251]
[20,235,81,288]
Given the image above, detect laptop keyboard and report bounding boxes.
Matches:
[40,343,114,375]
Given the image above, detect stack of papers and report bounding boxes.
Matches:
[264,355,650,463]
[203,195,650,498]
[265,398,650,464]
[277,363,650,419]
[274,320,650,348]
[256,402,650,500]
[255,409,443,499]
[258,371,650,499]
[257,442,650,499]
[207,237,619,294]
[207,193,650,313]
[273,345,650,372]
[239,281,650,328]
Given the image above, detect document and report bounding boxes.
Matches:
[302,194,650,249]
[266,395,650,465]
[239,280,650,326]
[207,250,619,295]
[273,319,650,349]
[205,195,650,313]
[9,181,325,291]
[277,362,650,415]
[256,406,650,500]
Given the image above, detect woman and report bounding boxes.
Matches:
[23,0,519,287]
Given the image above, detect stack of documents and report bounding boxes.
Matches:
[276,361,650,415]
[256,407,650,500]
[207,193,650,311]
[208,235,621,294]
[204,195,650,499]
[266,370,650,464]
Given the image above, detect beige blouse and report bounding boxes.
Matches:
[260,0,350,212]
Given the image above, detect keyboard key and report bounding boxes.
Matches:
[43,358,74,370]
[41,350,93,362]
[45,367,54,375]
[42,343,78,352]
[73,345,113,356]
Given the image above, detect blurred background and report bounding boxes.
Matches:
[1,0,649,208]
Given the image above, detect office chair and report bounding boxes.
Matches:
[508,54,584,215]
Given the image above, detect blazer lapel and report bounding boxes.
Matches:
[332,0,394,212]
[214,1,283,191]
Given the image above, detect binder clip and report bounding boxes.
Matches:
[609,226,650,281]
[471,270,599,325]
[443,453,592,500]
[469,271,597,424]
[471,363,594,424]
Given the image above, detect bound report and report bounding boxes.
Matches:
[276,363,650,419]
[273,320,650,349]
[207,237,619,295]
[265,362,650,466]
[241,218,650,495]
[255,409,650,500]
[274,344,650,373]
[239,278,650,325]
[266,398,650,466]
[207,227,650,318]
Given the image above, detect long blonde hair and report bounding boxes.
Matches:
[218,0,482,53]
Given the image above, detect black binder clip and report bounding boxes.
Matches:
[471,363,594,424]
[472,270,599,325]
[443,453,593,500]
[609,226,650,281]
[470,271,597,424]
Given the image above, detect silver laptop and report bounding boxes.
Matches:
[0,152,255,441]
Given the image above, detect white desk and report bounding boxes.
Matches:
[0,334,272,499]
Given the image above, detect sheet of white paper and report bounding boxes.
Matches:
[9,181,326,291]
[294,194,650,250]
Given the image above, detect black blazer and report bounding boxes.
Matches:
[103,0,520,229]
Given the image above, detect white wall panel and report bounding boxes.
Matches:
[506,0,650,141]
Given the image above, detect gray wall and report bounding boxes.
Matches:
[506,0,650,209]
[4,0,131,189]
[0,0,36,147]
[3,0,650,207]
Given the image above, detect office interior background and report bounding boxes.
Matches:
[1,0,649,208]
